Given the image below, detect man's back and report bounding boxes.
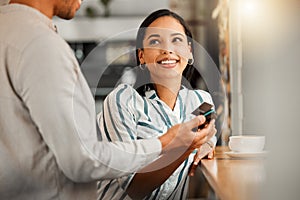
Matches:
[0,4,97,199]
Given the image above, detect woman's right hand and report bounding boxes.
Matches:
[159,115,214,155]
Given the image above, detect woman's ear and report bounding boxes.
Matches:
[138,49,145,64]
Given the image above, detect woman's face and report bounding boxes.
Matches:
[139,16,192,82]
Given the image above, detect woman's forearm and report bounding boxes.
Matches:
[126,149,193,199]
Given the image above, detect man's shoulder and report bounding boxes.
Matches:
[0,5,62,50]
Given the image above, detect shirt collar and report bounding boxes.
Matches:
[144,84,186,100]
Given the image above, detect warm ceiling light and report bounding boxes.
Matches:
[242,0,258,17]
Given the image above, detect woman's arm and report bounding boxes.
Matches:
[126,120,216,199]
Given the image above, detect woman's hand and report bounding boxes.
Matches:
[189,119,217,176]
[159,115,209,155]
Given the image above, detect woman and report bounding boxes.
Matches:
[97,9,216,200]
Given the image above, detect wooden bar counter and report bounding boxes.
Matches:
[200,146,266,200]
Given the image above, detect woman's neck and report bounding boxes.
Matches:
[154,80,181,110]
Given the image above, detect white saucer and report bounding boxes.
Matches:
[225,151,268,158]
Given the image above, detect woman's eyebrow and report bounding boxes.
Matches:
[146,32,185,40]
[146,34,160,40]
[171,33,185,37]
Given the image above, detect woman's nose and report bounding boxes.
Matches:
[162,49,173,54]
[160,43,173,54]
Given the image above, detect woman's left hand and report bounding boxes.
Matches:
[188,120,216,176]
[188,146,215,176]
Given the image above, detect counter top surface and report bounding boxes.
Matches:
[200,146,266,200]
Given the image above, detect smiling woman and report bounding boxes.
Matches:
[140,18,192,79]
[134,9,196,97]
[137,17,193,108]
[97,9,217,200]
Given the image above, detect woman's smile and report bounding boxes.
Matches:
[140,16,192,77]
[157,58,179,68]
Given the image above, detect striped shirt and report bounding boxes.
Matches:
[97,83,215,200]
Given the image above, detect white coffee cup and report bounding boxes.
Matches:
[228,135,265,153]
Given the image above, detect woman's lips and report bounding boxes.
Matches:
[157,59,179,68]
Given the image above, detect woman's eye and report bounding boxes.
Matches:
[149,39,160,46]
[172,37,183,43]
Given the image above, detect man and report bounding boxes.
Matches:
[0,0,215,199]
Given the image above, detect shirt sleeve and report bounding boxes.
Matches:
[14,34,161,182]
[98,84,140,143]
